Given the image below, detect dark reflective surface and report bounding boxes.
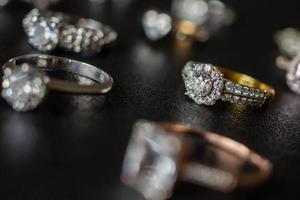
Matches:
[0,0,300,199]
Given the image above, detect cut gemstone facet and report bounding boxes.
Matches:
[121,121,182,200]
[192,73,213,96]
[182,62,224,105]
[142,10,172,41]
[28,18,59,51]
[1,64,49,112]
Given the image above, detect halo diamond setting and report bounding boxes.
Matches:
[182,62,224,105]
[23,9,60,51]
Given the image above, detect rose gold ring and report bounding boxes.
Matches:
[121,120,272,200]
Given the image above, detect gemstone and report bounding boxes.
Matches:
[182,62,224,105]
[28,17,59,51]
[192,73,213,96]
[242,86,250,96]
[225,81,234,92]
[234,84,243,95]
[121,121,182,200]
[142,10,172,41]
[1,64,49,112]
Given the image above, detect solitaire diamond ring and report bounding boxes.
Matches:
[121,120,272,200]
[23,9,117,54]
[1,54,113,112]
[182,62,275,107]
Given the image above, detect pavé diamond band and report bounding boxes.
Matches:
[121,120,272,200]
[182,61,275,107]
[1,54,113,112]
[23,9,117,54]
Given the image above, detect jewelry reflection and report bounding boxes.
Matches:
[182,61,275,107]
[1,54,113,112]
[142,0,235,42]
[121,121,272,200]
[1,114,38,163]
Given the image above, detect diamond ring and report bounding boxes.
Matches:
[1,54,113,112]
[23,9,117,54]
[121,120,272,200]
[182,62,275,107]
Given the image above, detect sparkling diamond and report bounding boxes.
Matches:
[192,73,213,96]
[121,121,182,200]
[234,84,243,95]
[142,10,172,41]
[249,89,256,97]
[242,86,250,96]
[28,18,59,51]
[225,81,234,92]
[182,62,224,105]
[1,64,49,112]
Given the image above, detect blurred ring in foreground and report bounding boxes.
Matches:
[121,120,272,200]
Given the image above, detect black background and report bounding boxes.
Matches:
[0,0,300,199]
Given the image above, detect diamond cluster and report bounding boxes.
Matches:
[182,62,224,105]
[59,24,117,54]
[222,81,268,107]
[23,9,61,51]
[1,64,49,112]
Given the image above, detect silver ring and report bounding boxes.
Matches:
[23,9,117,54]
[1,54,113,112]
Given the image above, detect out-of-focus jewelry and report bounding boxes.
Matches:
[121,120,272,200]
[1,54,113,112]
[182,61,275,107]
[274,28,300,94]
[275,28,300,58]
[276,54,300,95]
[23,9,117,54]
[142,0,235,41]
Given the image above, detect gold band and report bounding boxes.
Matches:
[217,67,275,101]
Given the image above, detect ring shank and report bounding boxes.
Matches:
[217,66,275,99]
[3,54,113,94]
[160,123,272,191]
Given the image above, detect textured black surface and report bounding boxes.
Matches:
[0,0,300,199]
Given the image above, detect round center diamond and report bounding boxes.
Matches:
[28,19,59,51]
[182,62,224,105]
[193,72,213,96]
[1,64,49,112]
